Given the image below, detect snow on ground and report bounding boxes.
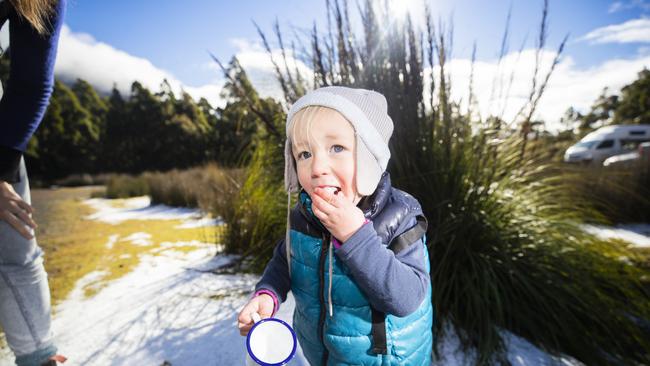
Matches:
[434,324,581,366]
[28,247,577,366]
[175,217,224,229]
[48,244,309,366]
[0,243,583,366]
[84,196,222,228]
[121,232,153,246]
[0,196,597,365]
[50,244,249,365]
[583,223,650,248]
[105,234,119,249]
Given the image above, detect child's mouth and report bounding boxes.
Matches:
[322,186,341,195]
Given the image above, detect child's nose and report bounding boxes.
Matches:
[310,154,329,177]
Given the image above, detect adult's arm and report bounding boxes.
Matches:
[0,0,66,183]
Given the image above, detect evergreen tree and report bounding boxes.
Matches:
[27,80,99,178]
[614,68,650,124]
[210,57,283,167]
[103,86,129,171]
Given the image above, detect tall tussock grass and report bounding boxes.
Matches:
[104,165,245,223]
[219,0,650,364]
[569,163,650,224]
[222,138,288,271]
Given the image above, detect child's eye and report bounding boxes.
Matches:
[331,145,345,153]
[297,151,312,160]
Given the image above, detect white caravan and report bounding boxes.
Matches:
[564,125,650,165]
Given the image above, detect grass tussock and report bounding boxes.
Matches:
[222,138,287,272]
[568,162,650,224]
[105,174,150,199]
[101,164,245,221]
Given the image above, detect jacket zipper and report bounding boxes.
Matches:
[318,232,330,366]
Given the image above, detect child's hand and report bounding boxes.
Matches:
[311,187,366,243]
[237,294,274,336]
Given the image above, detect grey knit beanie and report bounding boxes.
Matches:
[284,86,394,196]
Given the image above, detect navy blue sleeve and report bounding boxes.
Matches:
[335,217,429,317]
[255,239,291,304]
[0,0,66,181]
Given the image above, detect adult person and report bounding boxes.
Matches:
[0,0,67,365]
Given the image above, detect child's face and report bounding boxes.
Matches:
[291,108,361,205]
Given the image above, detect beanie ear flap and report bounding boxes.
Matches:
[284,140,300,192]
[355,135,383,196]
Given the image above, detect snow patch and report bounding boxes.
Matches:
[122,232,153,246]
[84,196,219,228]
[39,242,583,366]
[175,217,224,229]
[433,323,582,366]
[84,197,204,224]
[583,224,650,248]
[51,244,242,366]
[105,234,119,249]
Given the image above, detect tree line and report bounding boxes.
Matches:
[2,48,647,183]
[1,56,279,181]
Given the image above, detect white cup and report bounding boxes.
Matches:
[245,312,297,365]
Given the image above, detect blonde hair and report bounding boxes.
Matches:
[9,0,56,35]
[289,106,355,156]
[290,106,325,154]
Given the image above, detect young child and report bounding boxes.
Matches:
[237,86,433,365]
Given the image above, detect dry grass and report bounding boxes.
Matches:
[31,187,221,305]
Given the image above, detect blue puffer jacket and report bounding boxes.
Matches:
[289,175,434,365]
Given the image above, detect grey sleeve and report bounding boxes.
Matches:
[335,217,429,317]
[254,239,291,304]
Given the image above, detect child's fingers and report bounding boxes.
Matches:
[237,300,260,335]
[238,311,255,336]
[314,187,339,207]
[312,192,335,214]
[239,322,253,336]
[238,309,252,325]
[311,204,329,223]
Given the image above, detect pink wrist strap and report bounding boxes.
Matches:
[332,219,371,249]
[253,289,278,316]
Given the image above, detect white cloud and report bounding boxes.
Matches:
[579,17,650,44]
[429,48,650,132]
[608,0,650,13]
[54,25,224,107]
[230,38,313,103]
[45,25,650,134]
[232,36,650,132]
[232,39,650,133]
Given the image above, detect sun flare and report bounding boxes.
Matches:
[387,0,422,20]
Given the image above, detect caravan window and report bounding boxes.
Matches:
[629,130,646,136]
[621,139,649,151]
[596,140,614,149]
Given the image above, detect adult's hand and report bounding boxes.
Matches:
[0,180,36,239]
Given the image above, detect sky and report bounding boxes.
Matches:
[2,0,649,130]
